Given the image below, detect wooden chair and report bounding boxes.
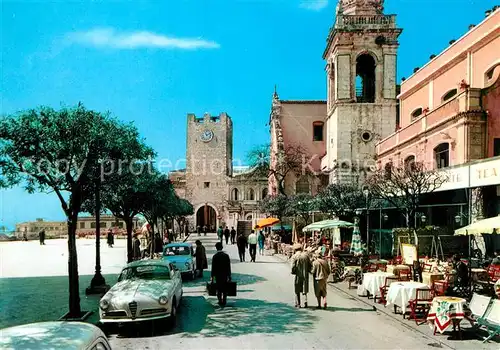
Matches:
[377,263,387,272]
[377,276,398,304]
[366,263,378,272]
[399,269,411,281]
[432,280,449,296]
[477,299,500,343]
[475,265,499,296]
[407,288,434,324]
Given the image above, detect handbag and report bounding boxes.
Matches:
[206,282,217,296]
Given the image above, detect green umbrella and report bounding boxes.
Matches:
[350,224,363,256]
[302,219,355,232]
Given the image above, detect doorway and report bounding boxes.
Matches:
[196,204,217,232]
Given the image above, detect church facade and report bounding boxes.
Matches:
[170,112,268,232]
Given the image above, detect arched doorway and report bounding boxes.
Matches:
[196,204,217,232]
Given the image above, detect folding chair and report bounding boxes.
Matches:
[407,288,434,325]
[399,269,411,281]
[477,299,500,343]
[433,280,449,296]
[377,276,398,304]
[465,293,491,327]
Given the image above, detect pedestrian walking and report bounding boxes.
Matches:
[133,233,142,261]
[107,229,114,248]
[291,244,312,308]
[211,242,231,307]
[154,233,163,255]
[203,225,207,236]
[230,227,236,244]
[258,230,265,255]
[217,226,224,244]
[23,228,28,242]
[197,225,201,236]
[236,233,247,262]
[247,230,257,262]
[312,250,331,309]
[194,240,208,278]
[38,229,46,245]
[224,226,230,245]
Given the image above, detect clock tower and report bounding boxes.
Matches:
[184,112,233,230]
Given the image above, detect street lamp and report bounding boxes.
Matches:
[421,214,427,224]
[383,213,389,221]
[362,188,370,254]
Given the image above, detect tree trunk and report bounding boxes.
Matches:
[150,220,155,257]
[125,217,134,263]
[67,209,81,317]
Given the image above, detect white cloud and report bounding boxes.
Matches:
[299,0,328,11]
[65,28,220,50]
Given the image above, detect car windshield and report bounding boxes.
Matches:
[118,265,171,281]
[164,246,191,256]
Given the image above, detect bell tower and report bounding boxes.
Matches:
[323,0,402,183]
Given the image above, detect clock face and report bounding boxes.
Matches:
[200,129,214,142]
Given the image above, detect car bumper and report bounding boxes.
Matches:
[99,314,171,323]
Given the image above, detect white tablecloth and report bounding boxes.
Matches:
[362,272,395,296]
[386,281,429,314]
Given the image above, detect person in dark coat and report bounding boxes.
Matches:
[211,242,231,306]
[154,233,163,254]
[224,226,230,245]
[194,240,208,277]
[236,233,247,262]
[133,233,142,260]
[39,229,46,245]
[230,227,237,244]
[107,229,114,248]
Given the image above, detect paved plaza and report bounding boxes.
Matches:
[0,236,498,349]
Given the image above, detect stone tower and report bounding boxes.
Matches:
[185,112,233,230]
[323,0,402,183]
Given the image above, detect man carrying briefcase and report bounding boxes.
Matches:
[211,242,232,306]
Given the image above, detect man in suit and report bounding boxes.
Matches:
[211,242,231,306]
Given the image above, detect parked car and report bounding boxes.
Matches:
[0,321,111,349]
[99,259,182,325]
[162,242,196,279]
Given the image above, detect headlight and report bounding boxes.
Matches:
[159,296,168,305]
[99,299,109,310]
[185,261,191,267]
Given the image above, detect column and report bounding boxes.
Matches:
[471,187,484,222]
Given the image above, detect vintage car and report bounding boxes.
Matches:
[99,259,182,325]
[162,242,196,279]
[0,321,111,349]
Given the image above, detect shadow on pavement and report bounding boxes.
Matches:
[182,273,266,289]
[180,297,319,338]
[0,274,118,329]
[322,306,375,313]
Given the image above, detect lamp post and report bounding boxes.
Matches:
[363,188,370,254]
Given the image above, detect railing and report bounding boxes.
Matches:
[337,15,396,28]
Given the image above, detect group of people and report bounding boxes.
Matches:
[291,243,331,309]
[217,226,237,245]
[234,230,266,262]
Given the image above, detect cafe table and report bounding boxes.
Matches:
[361,271,395,297]
[386,264,410,276]
[427,296,466,337]
[385,281,429,314]
[422,272,445,287]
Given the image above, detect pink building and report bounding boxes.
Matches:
[376,8,500,225]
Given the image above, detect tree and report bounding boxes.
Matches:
[171,198,194,237]
[0,104,150,318]
[248,143,312,196]
[290,193,316,225]
[366,161,446,242]
[259,194,291,229]
[316,183,365,219]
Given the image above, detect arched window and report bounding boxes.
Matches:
[261,188,268,199]
[404,155,416,171]
[245,213,253,220]
[485,64,500,84]
[434,143,450,169]
[313,121,324,141]
[442,89,457,102]
[295,177,310,194]
[231,188,239,201]
[246,188,255,200]
[411,108,423,121]
[356,54,376,103]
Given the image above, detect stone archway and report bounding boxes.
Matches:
[196,204,217,232]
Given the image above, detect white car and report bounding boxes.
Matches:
[99,259,182,325]
[0,321,111,349]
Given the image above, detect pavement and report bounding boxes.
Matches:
[1,235,498,349]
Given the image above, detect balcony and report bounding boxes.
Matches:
[336,14,397,29]
[377,89,482,156]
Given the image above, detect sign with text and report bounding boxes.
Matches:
[434,166,470,192]
[470,158,500,187]
[401,243,418,265]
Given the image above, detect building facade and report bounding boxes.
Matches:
[15,215,140,238]
[171,113,267,231]
[375,8,500,227]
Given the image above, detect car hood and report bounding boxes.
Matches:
[162,255,192,264]
[104,278,173,304]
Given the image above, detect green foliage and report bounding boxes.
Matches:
[246,144,270,178]
[316,183,366,217]
[259,194,291,220]
[289,193,317,225]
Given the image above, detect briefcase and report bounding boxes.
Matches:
[206,282,217,296]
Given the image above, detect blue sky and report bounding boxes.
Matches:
[0,0,496,228]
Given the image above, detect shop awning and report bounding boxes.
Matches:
[255,217,280,229]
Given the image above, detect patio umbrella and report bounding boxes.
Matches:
[292,220,298,244]
[350,222,363,256]
[454,215,500,235]
[255,217,280,229]
[302,219,355,232]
